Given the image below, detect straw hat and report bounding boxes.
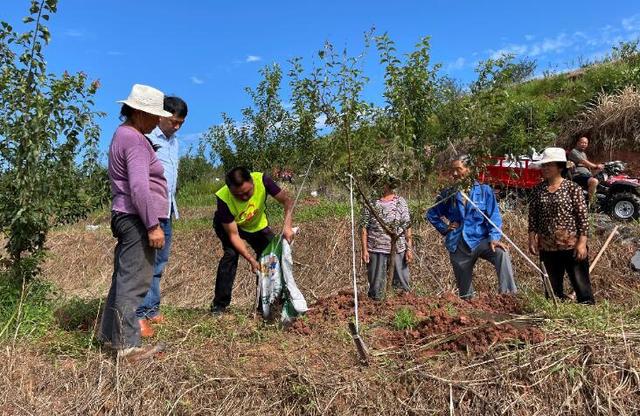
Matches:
[117,84,172,117]
[534,147,567,165]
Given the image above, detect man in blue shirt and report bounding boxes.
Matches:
[426,156,517,299]
[137,96,188,336]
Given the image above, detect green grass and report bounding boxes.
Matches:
[172,217,212,232]
[178,180,224,208]
[0,277,57,341]
[267,199,350,223]
[523,291,640,333]
[393,307,418,331]
[0,279,109,356]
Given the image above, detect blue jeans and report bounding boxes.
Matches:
[136,218,172,319]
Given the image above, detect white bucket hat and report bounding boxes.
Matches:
[117,84,173,117]
[533,147,567,165]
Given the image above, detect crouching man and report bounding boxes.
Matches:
[211,167,294,315]
[426,156,517,299]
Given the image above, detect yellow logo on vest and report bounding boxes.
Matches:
[238,202,258,223]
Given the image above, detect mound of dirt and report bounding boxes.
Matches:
[293,290,545,355]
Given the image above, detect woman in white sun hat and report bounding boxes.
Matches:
[99,84,173,361]
[528,147,595,304]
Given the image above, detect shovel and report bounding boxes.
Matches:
[539,261,558,307]
[348,321,369,365]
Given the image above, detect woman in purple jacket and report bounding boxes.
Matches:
[99,84,172,361]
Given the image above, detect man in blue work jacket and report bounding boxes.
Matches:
[426,156,517,299]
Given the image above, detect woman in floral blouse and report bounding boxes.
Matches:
[528,147,595,304]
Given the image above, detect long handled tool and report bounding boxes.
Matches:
[539,261,558,307]
[589,225,619,274]
[348,321,369,365]
[459,191,553,297]
[347,173,369,365]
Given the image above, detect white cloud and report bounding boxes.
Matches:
[314,114,327,130]
[64,29,85,38]
[489,43,528,59]
[246,55,262,63]
[190,76,204,85]
[488,14,640,62]
[538,33,572,55]
[622,15,640,32]
[446,57,466,71]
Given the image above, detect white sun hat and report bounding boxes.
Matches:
[117,84,173,117]
[533,147,567,165]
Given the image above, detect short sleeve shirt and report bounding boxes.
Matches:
[569,149,591,177]
[214,175,282,224]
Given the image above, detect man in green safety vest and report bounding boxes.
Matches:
[211,166,294,315]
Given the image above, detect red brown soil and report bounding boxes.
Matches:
[292,290,545,355]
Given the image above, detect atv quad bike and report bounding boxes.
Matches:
[590,161,640,221]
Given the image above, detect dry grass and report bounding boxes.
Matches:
[2,205,640,415]
[563,86,640,152]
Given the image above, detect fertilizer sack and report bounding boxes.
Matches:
[258,236,308,323]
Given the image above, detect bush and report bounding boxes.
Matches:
[177,155,219,189]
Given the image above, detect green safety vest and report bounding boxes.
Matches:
[216,172,269,232]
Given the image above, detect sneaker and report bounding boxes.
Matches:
[117,343,165,363]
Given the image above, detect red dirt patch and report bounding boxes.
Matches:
[294,290,545,355]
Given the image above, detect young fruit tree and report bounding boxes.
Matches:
[0,0,103,282]
[300,35,418,297]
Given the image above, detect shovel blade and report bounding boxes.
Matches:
[348,322,369,365]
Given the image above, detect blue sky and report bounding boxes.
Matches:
[3,1,640,158]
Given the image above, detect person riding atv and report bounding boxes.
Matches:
[568,137,602,203]
[567,138,640,221]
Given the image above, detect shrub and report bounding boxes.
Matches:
[393,307,418,330]
[177,154,219,189]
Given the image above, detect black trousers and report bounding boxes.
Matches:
[540,250,595,304]
[212,220,274,309]
[100,212,155,349]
